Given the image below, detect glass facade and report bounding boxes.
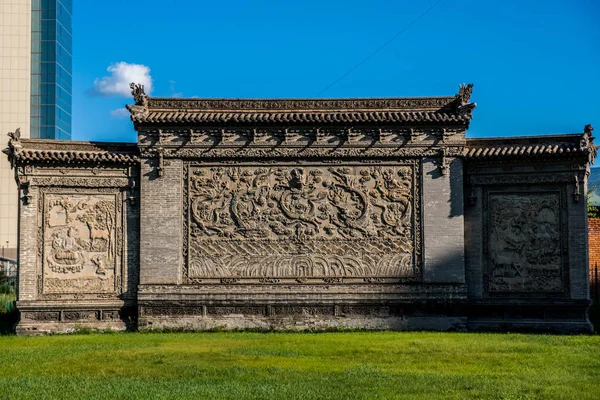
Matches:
[30,0,72,140]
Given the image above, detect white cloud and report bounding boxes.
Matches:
[92,62,153,97]
[110,108,130,119]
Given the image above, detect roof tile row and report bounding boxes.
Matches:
[14,149,138,164]
[464,141,587,159]
[133,110,471,125]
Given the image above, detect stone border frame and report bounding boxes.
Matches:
[182,160,423,285]
[481,186,570,298]
[36,187,127,301]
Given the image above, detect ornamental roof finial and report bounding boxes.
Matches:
[7,127,21,142]
[456,83,474,105]
[3,128,22,170]
[126,83,149,120]
[582,124,597,164]
[130,82,147,105]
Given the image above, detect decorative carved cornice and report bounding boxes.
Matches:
[29,176,131,187]
[468,172,577,186]
[136,126,467,159]
[141,145,466,160]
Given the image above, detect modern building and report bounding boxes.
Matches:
[0,0,72,260]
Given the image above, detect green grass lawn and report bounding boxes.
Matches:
[0,332,598,400]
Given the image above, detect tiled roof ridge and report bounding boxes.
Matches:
[126,83,477,127]
[12,148,139,164]
[465,127,596,162]
[3,131,139,166]
[131,110,472,125]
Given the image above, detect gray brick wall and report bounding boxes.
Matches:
[17,186,38,301]
[139,159,183,285]
[422,158,466,283]
[568,181,590,300]
[464,185,483,299]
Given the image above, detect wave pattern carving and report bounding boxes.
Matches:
[187,165,420,280]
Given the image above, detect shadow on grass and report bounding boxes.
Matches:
[590,302,600,334]
[0,312,17,335]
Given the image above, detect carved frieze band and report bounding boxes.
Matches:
[38,191,124,299]
[148,97,455,110]
[28,176,131,188]
[184,163,422,284]
[140,146,465,161]
[469,172,580,186]
[483,190,569,295]
[137,127,466,153]
[24,166,131,177]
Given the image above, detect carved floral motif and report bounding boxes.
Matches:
[186,164,421,280]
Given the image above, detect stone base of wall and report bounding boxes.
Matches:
[137,302,468,332]
[16,300,593,335]
[466,302,593,334]
[13,301,593,334]
[15,301,136,335]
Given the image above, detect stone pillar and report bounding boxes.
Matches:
[421,157,465,283]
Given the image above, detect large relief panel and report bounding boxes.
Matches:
[484,191,568,294]
[40,193,122,296]
[184,163,421,283]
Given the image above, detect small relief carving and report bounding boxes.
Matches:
[187,165,420,281]
[22,312,60,321]
[42,194,118,295]
[63,311,99,321]
[488,193,564,292]
[48,228,83,273]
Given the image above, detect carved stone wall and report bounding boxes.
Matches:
[5,95,595,333]
[39,191,124,299]
[484,192,567,294]
[184,163,421,284]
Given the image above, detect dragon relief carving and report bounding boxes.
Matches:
[42,194,117,294]
[488,193,564,293]
[187,165,420,280]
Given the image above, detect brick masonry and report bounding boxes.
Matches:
[588,218,600,270]
[3,93,595,334]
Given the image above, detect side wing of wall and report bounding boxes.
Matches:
[5,139,140,334]
[464,135,594,333]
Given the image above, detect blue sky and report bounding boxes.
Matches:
[73,0,599,142]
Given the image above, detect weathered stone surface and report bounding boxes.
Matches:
[3,89,595,334]
[185,163,421,282]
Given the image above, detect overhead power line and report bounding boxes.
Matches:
[317,0,445,96]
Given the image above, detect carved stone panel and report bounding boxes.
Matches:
[185,163,421,283]
[41,193,121,295]
[484,191,567,294]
